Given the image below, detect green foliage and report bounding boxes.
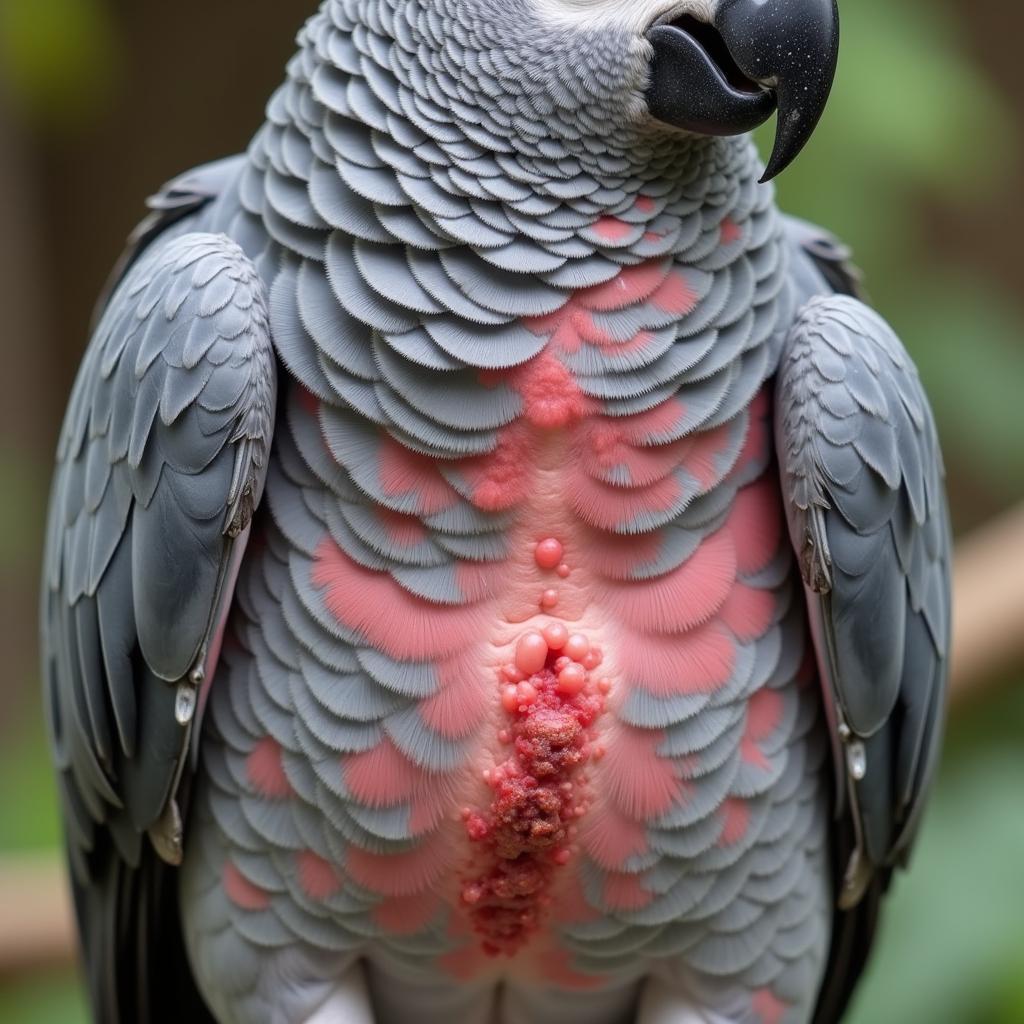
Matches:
[0,973,86,1024]
[848,732,1024,1024]
[761,0,1015,272]
[0,698,64,853]
[0,0,120,126]
[759,0,1024,502]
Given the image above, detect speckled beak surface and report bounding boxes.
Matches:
[646,0,840,179]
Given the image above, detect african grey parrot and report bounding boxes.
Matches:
[41,0,951,1021]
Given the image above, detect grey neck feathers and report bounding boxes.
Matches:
[230,0,790,454]
[241,0,772,268]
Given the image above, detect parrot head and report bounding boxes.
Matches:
[417,0,838,181]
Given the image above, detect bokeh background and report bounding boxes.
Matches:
[1,0,1022,1020]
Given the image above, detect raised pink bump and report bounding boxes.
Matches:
[535,537,565,570]
[459,629,606,957]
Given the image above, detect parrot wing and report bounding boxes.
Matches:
[41,224,276,1022]
[773,266,951,1021]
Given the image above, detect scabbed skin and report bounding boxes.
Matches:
[42,1,950,1022]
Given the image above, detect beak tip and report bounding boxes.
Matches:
[717,0,840,179]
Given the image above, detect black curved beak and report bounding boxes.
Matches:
[645,0,840,181]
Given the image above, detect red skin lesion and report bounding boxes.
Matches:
[459,622,609,958]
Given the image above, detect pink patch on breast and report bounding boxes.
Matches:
[720,584,776,642]
[651,270,698,316]
[409,780,464,836]
[576,526,664,581]
[297,850,342,900]
[681,422,735,490]
[438,943,487,982]
[246,737,293,800]
[312,538,483,659]
[601,529,737,635]
[568,467,683,531]
[580,797,649,871]
[615,397,687,445]
[730,391,772,481]
[581,260,670,312]
[297,385,321,419]
[602,871,653,911]
[223,861,270,912]
[720,217,743,245]
[555,871,602,926]
[377,508,429,549]
[418,655,488,740]
[343,736,434,807]
[753,988,788,1024]
[378,434,458,516]
[741,687,785,770]
[634,196,655,213]
[719,798,750,846]
[373,890,441,936]
[580,423,696,488]
[593,216,633,241]
[540,948,605,990]
[602,725,682,820]
[617,624,736,696]
[741,736,771,772]
[452,560,503,604]
[347,830,451,897]
[458,423,534,512]
[746,687,784,741]
[728,475,784,576]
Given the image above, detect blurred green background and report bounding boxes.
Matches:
[0,0,1022,1020]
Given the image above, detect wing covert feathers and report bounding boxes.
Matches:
[41,229,275,1022]
[775,295,950,903]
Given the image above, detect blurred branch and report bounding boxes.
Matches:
[1,507,1022,979]
[0,853,74,978]
[949,503,1024,705]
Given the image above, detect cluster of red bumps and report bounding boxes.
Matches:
[461,626,610,957]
